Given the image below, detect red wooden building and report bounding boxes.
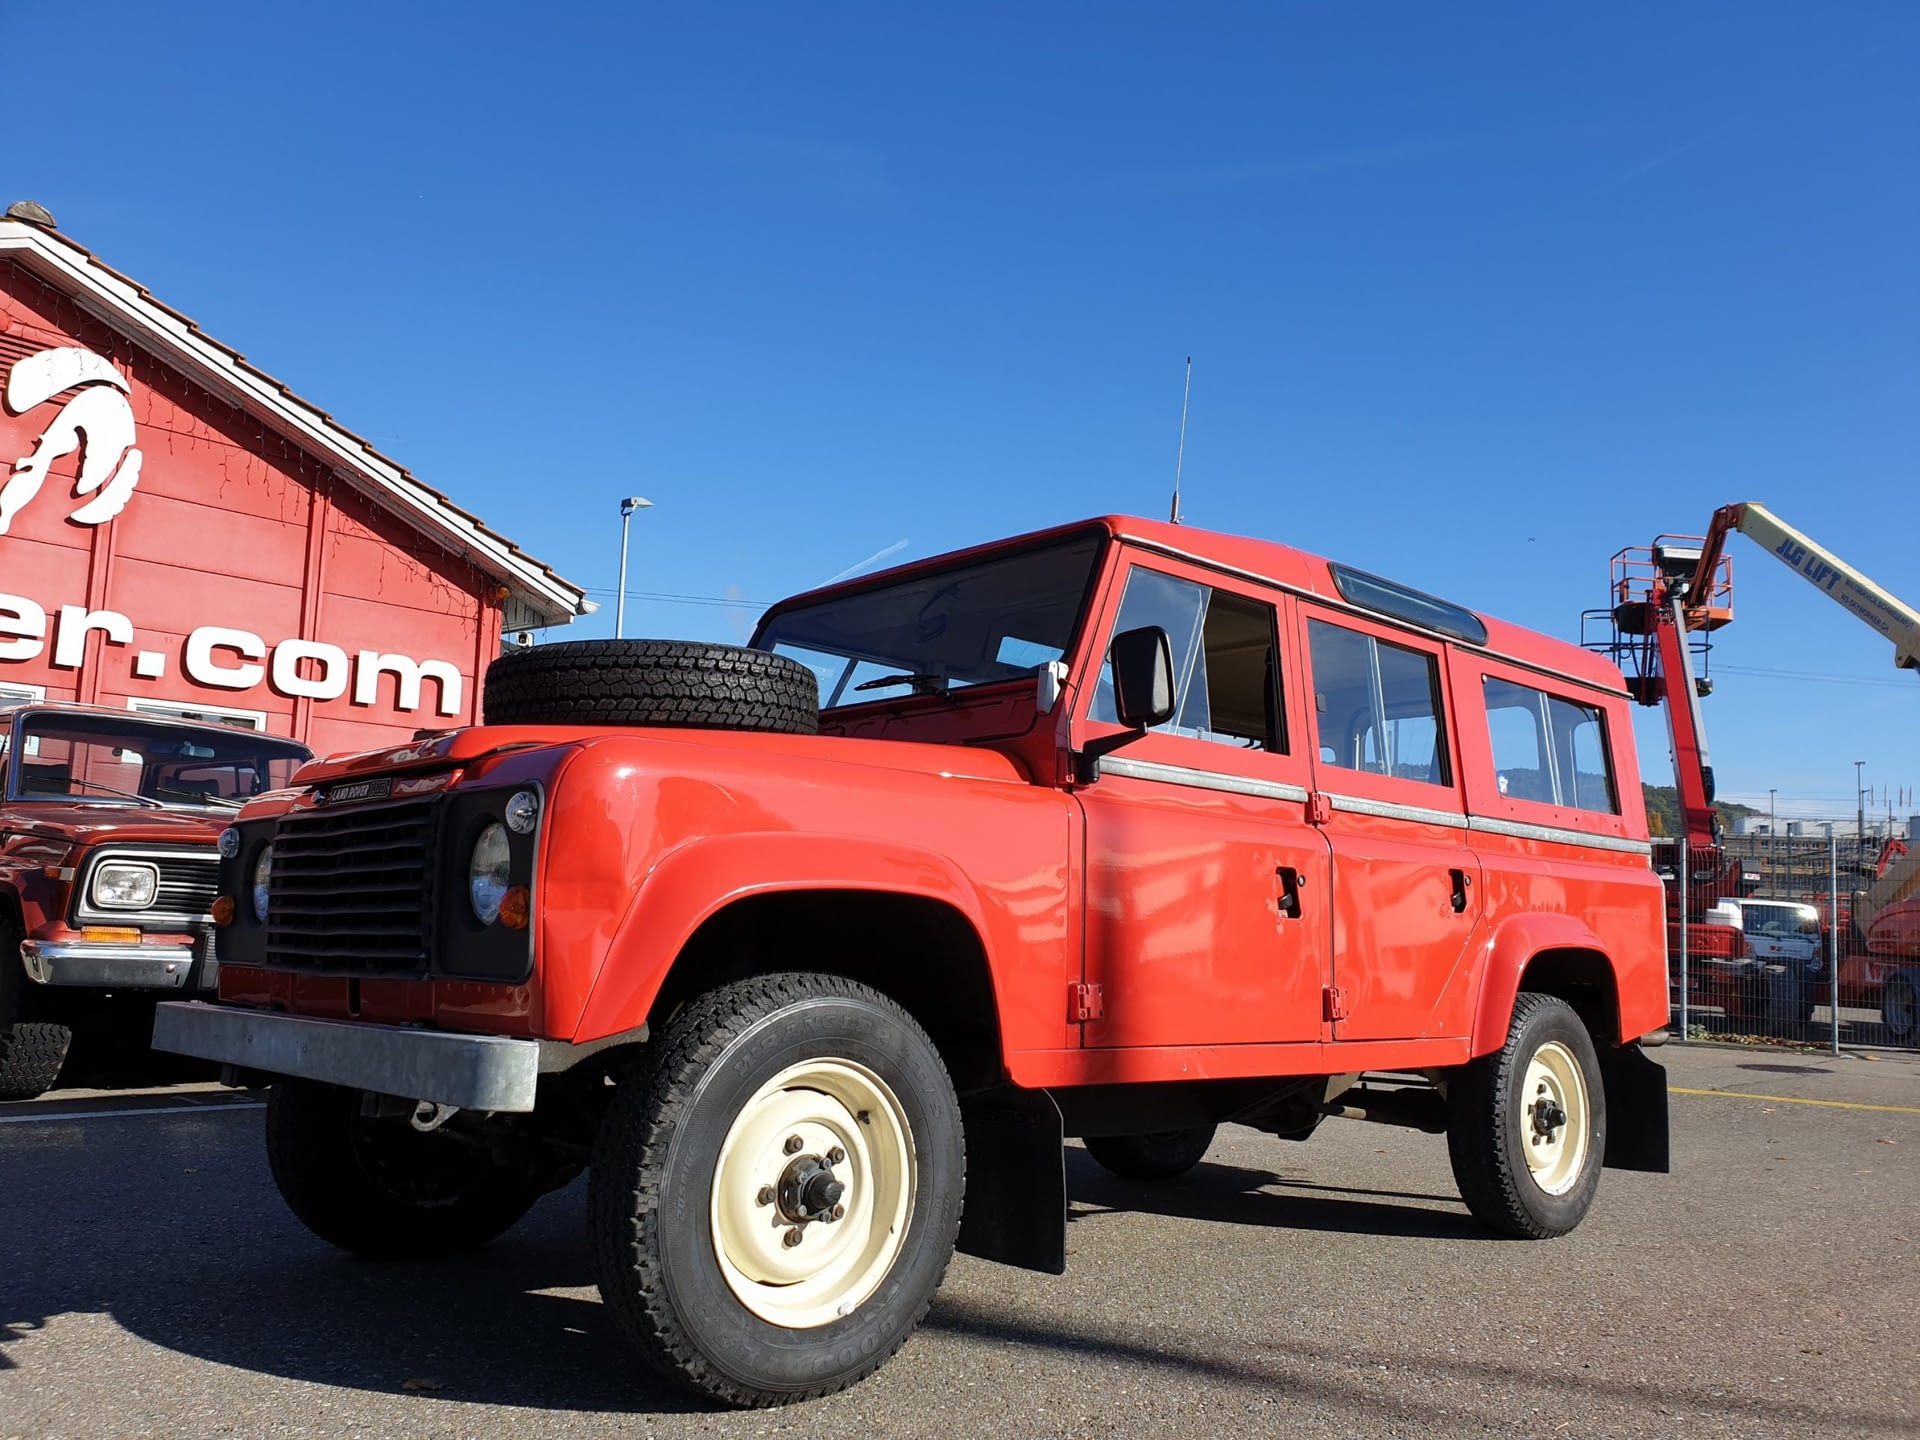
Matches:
[0,208,588,757]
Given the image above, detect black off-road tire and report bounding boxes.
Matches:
[1083,1125,1217,1180]
[1446,992,1606,1239]
[0,915,71,1101]
[1882,972,1918,1043]
[588,973,965,1407]
[265,1080,544,1260]
[484,639,819,733]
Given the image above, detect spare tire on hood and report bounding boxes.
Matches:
[483,639,819,734]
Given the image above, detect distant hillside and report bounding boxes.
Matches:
[1642,785,1760,837]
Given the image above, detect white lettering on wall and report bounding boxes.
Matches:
[185,627,267,690]
[0,593,47,661]
[51,605,132,669]
[353,651,463,717]
[2,347,144,533]
[271,639,350,701]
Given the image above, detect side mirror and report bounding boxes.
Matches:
[1109,626,1175,729]
[1077,626,1174,778]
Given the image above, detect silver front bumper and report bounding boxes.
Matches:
[22,940,203,990]
[152,1002,541,1112]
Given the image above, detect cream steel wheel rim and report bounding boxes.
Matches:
[1519,1040,1589,1196]
[709,1058,915,1327]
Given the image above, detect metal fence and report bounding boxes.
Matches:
[1655,833,1919,1051]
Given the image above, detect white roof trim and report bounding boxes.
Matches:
[0,220,588,628]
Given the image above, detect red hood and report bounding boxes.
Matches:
[2,801,227,847]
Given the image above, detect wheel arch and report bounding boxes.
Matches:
[1471,913,1623,1055]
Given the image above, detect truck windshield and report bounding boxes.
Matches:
[756,532,1106,707]
[6,711,312,807]
[1745,903,1820,937]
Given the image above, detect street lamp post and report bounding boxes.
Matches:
[1769,788,1777,890]
[1856,760,1867,856]
[615,496,653,640]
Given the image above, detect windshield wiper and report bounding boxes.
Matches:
[66,779,166,808]
[853,672,950,697]
[154,786,242,809]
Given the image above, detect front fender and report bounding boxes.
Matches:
[1469,911,1611,1055]
[568,830,997,1044]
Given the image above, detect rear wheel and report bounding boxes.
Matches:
[1447,993,1605,1239]
[1882,973,1917,1043]
[1083,1126,1217,1180]
[0,916,70,1101]
[265,1080,544,1259]
[588,973,964,1407]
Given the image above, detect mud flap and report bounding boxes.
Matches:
[956,1086,1065,1274]
[1600,1041,1670,1174]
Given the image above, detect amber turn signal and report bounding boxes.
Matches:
[211,895,236,926]
[498,886,530,931]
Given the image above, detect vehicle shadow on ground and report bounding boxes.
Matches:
[1064,1150,1484,1240]
[4,1184,699,1414]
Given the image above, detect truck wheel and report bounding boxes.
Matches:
[1446,992,1606,1239]
[1883,973,1917,1043]
[588,973,964,1407]
[0,916,71,1101]
[265,1080,543,1260]
[484,639,819,734]
[1083,1126,1217,1180]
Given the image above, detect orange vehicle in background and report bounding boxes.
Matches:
[157,516,1672,1406]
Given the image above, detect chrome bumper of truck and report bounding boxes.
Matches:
[152,1002,541,1112]
[22,940,205,990]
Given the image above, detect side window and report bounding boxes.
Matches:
[1093,568,1282,751]
[1307,619,1449,785]
[1483,676,1619,813]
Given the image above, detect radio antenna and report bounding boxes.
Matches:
[1169,356,1192,524]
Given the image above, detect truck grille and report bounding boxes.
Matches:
[267,796,440,973]
[76,849,220,925]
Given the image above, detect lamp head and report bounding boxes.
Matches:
[620,496,654,517]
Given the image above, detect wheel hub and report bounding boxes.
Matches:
[777,1154,847,1225]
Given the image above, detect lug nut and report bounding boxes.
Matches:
[756,1186,775,1206]
[827,1146,846,1165]
[784,1134,804,1155]
[830,1203,845,1221]
[782,1227,804,1248]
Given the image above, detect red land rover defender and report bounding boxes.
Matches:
[0,703,310,1098]
[156,517,1671,1406]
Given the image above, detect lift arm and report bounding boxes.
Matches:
[1689,502,1920,671]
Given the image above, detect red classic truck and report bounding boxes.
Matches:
[156,516,1671,1406]
[0,703,311,1097]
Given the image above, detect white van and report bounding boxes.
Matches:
[1704,897,1823,969]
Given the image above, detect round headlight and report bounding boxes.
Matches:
[218,827,241,859]
[504,789,540,835]
[92,861,159,910]
[469,823,512,925]
[251,844,273,924]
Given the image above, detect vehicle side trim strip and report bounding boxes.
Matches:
[1467,814,1654,855]
[1324,792,1470,829]
[1097,756,1310,804]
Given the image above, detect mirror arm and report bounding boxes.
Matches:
[1072,726,1146,782]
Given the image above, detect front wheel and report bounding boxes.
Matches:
[0,920,71,1101]
[588,973,964,1407]
[265,1080,545,1259]
[1447,992,1605,1239]
[1083,1126,1217,1180]
[1882,972,1918,1043]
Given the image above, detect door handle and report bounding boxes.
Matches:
[1449,868,1471,915]
[1276,866,1305,920]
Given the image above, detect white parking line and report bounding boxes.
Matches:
[0,1100,267,1125]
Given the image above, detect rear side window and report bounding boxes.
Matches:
[1307,619,1449,785]
[1483,677,1619,813]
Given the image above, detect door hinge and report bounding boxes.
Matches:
[1306,792,1333,825]
[1322,985,1350,1022]
[1069,981,1104,1022]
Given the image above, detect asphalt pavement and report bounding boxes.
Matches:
[2,1042,1916,1440]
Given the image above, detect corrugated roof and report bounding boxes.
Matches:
[0,215,590,629]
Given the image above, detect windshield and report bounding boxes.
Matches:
[5,712,312,809]
[756,532,1106,707]
[1744,902,1821,938]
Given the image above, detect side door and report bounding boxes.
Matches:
[1298,605,1485,1041]
[1075,559,1331,1048]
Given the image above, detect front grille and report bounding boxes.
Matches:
[77,849,220,925]
[267,796,440,973]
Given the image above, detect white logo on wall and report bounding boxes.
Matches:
[2,346,143,533]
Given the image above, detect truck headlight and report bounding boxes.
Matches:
[91,861,159,909]
[469,823,512,925]
[251,845,274,924]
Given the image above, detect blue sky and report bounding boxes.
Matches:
[6,2,1915,824]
